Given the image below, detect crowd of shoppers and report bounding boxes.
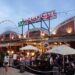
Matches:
[0,52,75,75]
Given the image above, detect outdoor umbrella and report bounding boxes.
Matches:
[46,45,75,55]
[46,45,75,73]
[19,45,39,51]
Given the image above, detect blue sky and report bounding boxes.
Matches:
[0,0,75,34]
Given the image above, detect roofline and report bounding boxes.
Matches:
[52,16,75,33]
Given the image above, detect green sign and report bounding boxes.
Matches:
[18,21,25,27]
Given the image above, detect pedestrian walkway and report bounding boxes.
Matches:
[0,67,36,75]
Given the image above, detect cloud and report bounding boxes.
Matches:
[0,0,75,34]
[0,5,13,19]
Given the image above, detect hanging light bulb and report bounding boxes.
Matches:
[11,51,14,54]
[27,52,30,56]
[31,52,35,56]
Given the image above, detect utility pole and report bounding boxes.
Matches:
[18,21,25,38]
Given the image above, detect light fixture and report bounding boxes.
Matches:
[1,38,4,41]
[66,27,72,34]
[54,42,57,45]
[7,50,10,54]
[33,43,36,45]
[8,43,10,46]
[41,32,45,37]
[31,52,35,56]
[27,52,30,56]
[19,35,21,38]
[52,30,56,35]
[23,34,26,38]
[59,42,62,45]
[11,36,14,39]
[11,51,14,54]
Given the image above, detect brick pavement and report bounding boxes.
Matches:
[0,67,36,75]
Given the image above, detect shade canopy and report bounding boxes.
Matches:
[20,45,39,51]
[46,45,75,55]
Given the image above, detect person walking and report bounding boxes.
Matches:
[3,54,9,72]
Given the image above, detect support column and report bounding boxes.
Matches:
[28,24,29,39]
[40,20,42,28]
[49,19,50,36]
[22,25,23,37]
[74,17,75,33]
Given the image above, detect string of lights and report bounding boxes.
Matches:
[57,9,75,15]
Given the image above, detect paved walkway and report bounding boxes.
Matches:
[0,67,36,75]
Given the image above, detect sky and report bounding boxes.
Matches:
[0,0,75,34]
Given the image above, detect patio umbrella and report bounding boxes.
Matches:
[46,45,75,55]
[19,45,39,51]
[46,45,75,73]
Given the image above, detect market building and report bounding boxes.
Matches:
[48,16,75,49]
[0,16,75,54]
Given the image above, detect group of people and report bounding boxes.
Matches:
[1,52,75,75]
[31,53,75,75]
[45,54,75,75]
[3,53,36,72]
